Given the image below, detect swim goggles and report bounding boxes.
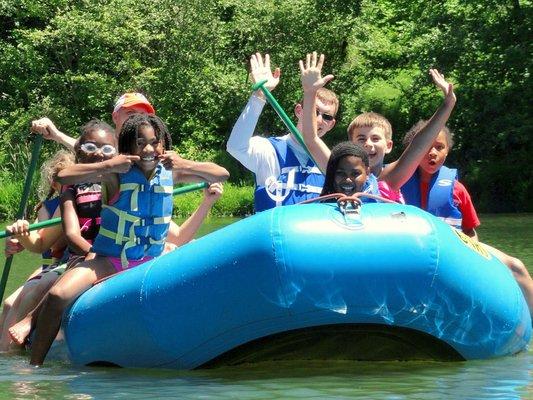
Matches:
[80,142,117,156]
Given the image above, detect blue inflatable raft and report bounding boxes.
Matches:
[62,202,531,369]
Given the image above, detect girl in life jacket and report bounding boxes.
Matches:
[25,113,229,366]
[320,141,380,201]
[0,150,74,351]
[401,122,533,321]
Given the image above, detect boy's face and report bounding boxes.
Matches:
[419,131,449,176]
[333,155,369,196]
[112,105,152,133]
[351,126,392,170]
[295,98,336,137]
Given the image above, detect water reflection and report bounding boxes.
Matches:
[1,349,531,399]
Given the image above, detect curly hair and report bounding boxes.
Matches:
[321,141,369,196]
[34,149,75,214]
[118,113,172,154]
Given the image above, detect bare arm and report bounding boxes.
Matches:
[55,155,136,200]
[60,189,92,255]
[31,117,77,151]
[6,206,63,253]
[380,70,456,190]
[167,183,223,247]
[159,151,229,184]
[299,52,334,173]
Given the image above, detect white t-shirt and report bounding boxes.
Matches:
[226,94,311,186]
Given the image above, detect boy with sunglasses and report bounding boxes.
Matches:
[227,52,339,212]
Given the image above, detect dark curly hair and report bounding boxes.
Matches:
[320,141,369,196]
[118,113,172,154]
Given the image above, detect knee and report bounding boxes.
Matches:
[2,299,13,313]
[508,257,531,280]
[46,286,71,311]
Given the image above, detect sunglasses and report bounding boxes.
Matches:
[316,109,335,122]
[80,142,117,156]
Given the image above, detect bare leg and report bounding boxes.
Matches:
[483,243,533,319]
[0,287,23,351]
[8,270,70,346]
[29,257,114,366]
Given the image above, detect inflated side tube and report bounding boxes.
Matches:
[63,203,531,369]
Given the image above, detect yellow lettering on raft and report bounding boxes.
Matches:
[453,229,491,260]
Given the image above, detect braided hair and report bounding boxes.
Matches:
[118,113,172,155]
[320,141,369,196]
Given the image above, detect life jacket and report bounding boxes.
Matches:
[66,183,102,245]
[40,196,65,266]
[91,164,174,267]
[401,166,462,228]
[254,137,324,212]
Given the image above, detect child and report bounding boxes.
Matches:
[320,141,379,200]
[3,120,116,350]
[26,113,229,366]
[30,92,197,248]
[401,122,477,234]
[0,150,74,351]
[226,52,338,212]
[8,122,225,348]
[401,122,533,318]
[299,52,456,201]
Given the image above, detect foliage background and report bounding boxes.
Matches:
[0,0,530,218]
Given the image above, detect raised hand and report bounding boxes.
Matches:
[430,69,456,106]
[31,117,61,141]
[203,182,223,204]
[107,154,139,173]
[299,51,334,94]
[158,150,186,171]
[250,52,281,95]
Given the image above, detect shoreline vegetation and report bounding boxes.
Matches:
[0,1,530,216]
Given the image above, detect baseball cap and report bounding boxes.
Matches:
[113,92,155,115]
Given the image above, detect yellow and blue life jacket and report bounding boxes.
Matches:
[91,164,174,267]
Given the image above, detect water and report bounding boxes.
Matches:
[0,214,531,399]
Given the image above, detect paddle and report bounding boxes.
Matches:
[252,79,319,167]
[0,181,209,239]
[0,135,43,302]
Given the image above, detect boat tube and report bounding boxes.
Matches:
[63,202,531,369]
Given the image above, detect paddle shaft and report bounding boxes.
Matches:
[0,181,209,239]
[0,135,43,302]
[251,80,319,167]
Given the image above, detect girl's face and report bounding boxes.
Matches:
[419,130,449,177]
[78,129,117,164]
[133,124,164,170]
[333,156,369,196]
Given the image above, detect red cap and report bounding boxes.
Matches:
[113,92,155,115]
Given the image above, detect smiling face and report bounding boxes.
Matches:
[351,126,392,173]
[133,124,164,171]
[419,130,449,180]
[333,155,369,196]
[77,129,117,164]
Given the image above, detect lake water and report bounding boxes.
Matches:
[0,214,531,399]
